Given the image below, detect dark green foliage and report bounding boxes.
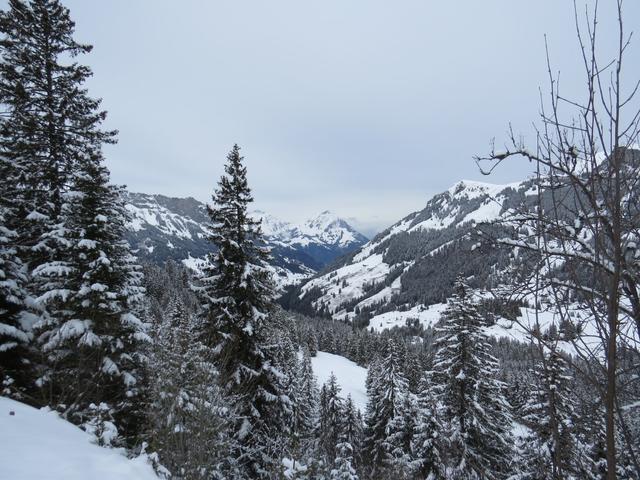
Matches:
[429,277,514,479]
[197,144,291,478]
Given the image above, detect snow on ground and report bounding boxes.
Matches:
[457,196,504,226]
[301,253,391,315]
[0,397,159,480]
[311,351,368,413]
[181,254,312,290]
[369,303,448,332]
[408,206,460,232]
[368,300,608,358]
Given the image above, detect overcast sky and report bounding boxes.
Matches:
[54,1,640,236]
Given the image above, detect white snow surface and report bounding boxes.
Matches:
[311,351,368,413]
[448,179,520,200]
[181,254,314,291]
[369,303,448,332]
[0,396,159,480]
[301,253,391,317]
[368,297,610,357]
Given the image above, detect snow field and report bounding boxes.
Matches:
[310,351,368,413]
[0,397,159,480]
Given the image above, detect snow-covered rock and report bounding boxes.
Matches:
[0,396,160,480]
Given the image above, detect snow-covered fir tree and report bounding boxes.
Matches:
[197,144,290,478]
[430,277,513,479]
[291,348,320,468]
[35,156,147,443]
[318,372,345,471]
[363,338,410,479]
[331,441,359,480]
[0,0,147,444]
[410,375,446,480]
[0,190,28,397]
[0,0,116,291]
[518,348,595,479]
[385,390,418,479]
[147,295,235,479]
[341,394,364,475]
[259,308,297,465]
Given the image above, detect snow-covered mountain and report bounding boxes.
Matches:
[123,192,367,287]
[283,178,540,320]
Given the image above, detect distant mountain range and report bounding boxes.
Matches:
[281,177,539,321]
[123,192,368,287]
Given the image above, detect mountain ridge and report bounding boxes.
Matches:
[282,176,539,321]
[123,191,368,287]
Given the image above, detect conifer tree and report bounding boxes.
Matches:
[198,144,288,478]
[403,349,423,394]
[411,375,446,480]
[430,277,513,479]
[0,195,28,397]
[147,295,234,479]
[519,348,595,480]
[0,0,117,399]
[331,441,359,480]
[259,308,296,465]
[318,373,345,470]
[292,348,320,466]
[341,394,363,474]
[329,394,360,480]
[385,391,418,479]
[0,0,116,271]
[35,156,147,441]
[363,338,410,479]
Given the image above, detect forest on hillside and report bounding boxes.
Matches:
[0,1,639,480]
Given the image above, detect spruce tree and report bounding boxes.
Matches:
[318,373,345,470]
[0,0,116,270]
[363,338,410,479]
[341,394,364,474]
[385,391,418,479]
[198,144,288,478]
[430,277,513,479]
[0,194,29,397]
[0,0,117,400]
[147,295,234,479]
[519,348,595,479]
[36,156,146,442]
[292,348,320,466]
[411,375,446,480]
[331,441,359,480]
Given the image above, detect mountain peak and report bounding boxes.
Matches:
[300,211,367,247]
[447,179,520,199]
[123,191,367,287]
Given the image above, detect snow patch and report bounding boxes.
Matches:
[311,351,368,413]
[0,396,160,480]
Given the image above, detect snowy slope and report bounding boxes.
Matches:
[0,397,159,480]
[294,178,532,319]
[366,297,611,357]
[123,192,367,287]
[311,351,368,413]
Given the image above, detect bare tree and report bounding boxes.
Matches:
[475,1,640,478]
